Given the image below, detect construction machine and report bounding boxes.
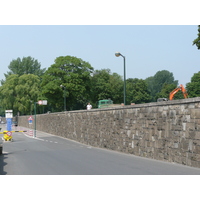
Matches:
[169,84,188,100]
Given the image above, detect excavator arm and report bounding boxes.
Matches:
[169,84,188,100]
[181,84,188,99]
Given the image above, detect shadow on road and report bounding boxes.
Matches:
[0,153,8,175]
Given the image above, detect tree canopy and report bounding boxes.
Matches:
[0,74,41,115]
[4,56,45,78]
[1,53,200,115]
[193,25,200,50]
[145,70,178,101]
[41,56,94,111]
[126,78,151,104]
[90,69,123,107]
[156,83,183,100]
[186,72,200,97]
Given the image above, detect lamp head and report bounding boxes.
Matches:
[115,52,121,57]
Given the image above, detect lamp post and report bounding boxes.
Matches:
[34,100,47,138]
[115,52,126,105]
[60,85,66,111]
[34,102,37,137]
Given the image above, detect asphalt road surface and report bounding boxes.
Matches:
[1,126,200,175]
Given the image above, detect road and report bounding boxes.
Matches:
[1,125,200,175]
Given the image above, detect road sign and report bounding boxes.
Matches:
[38,100,43,105]
[28,116,33,124]
[5,110,13,118]
[38,100,47,105]
[6,131,12,136]
[42,100,47,105]
[28,116,33,121]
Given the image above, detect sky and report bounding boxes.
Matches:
[0,25,199,86]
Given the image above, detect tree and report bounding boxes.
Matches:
[145,70,178,101]
[193,25,200,50]
[15,74,41,115]
[145,76,154,101]
[0,74,18,113]
[186,71,200,97]
[41,56,94,111]
[0,74,41,115]
[90,69,111,103]
[126,78,151,104]
[90,69,123,107]
[109,72,124,103]
[2,56,45,84]
[156,83,183,100]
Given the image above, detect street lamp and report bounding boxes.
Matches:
[115,52,126,105]
[34,100,47,138]
[60,85,66,111]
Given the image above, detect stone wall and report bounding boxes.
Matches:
[18,97,200,168]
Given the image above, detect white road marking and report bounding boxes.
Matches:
[35,138,45,141]
[20,128,61,144]
[23,133,34,139]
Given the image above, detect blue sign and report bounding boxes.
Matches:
[28,116,33,124]
[6,118,12,131]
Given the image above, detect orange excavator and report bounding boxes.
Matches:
[169,84,188,100]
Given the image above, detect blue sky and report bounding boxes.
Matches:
[0,25,199,87]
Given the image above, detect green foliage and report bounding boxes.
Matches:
[109,73,124,103]
[193,25,200,50]
[2,56,45,84]
[41,56,94,111]
[145,76,154,98]
[186,72,200,97]
[0,74,41,115]
[0,56,45,115]
[156,83,183,100]
[126,78,151,104]
[3,54,199,114]
[0,74,18,111]
[90,69,123,107]
[145,70,178,101]
[91,69,111,101]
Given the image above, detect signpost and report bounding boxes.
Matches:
[5,110,13,118]
[28,116,33,124]
[5,110,13,131]
[34,100,47,138]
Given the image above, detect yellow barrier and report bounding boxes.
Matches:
[0,130,27,134]
[3,131,12,141]
[0,130,27,141]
